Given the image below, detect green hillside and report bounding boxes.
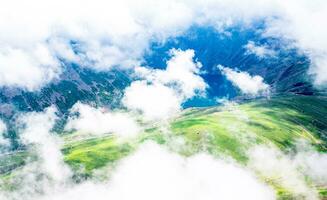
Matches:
[1,95,327,199]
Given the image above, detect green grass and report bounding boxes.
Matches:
[1,94,326,199]
[170,95,326,163]
[62,136,134,177]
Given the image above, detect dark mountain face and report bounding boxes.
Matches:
[0,26,317,120]
[0,65,131,119]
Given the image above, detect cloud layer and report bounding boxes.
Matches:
[1,0,326,90]
[94,142,275,200]
[1,142,276,200]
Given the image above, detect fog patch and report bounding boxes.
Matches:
[0,119,10,149]
[248,144,323,199]
[65,102,140,138]
[0,107,72,200]
[293,141,327,186]
[18,106,71,183]
[244,41,276,58]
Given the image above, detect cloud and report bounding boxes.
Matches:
[123,49,206,120]
[101,142,275,200]
[248,145,320,199]
[308,56,327,87]
[293,142,327,186]
[123,81,181,120]
[0,0,194,90]
[133,49,207,99]
[0,119,9,148]
[18,106,71,183]
[65,102,140,137]
[244,41,276,58]
[0,45,61,91]
[0,107,73,199]
[262,0,327,86]
[154,49,207,98]
[8,142,275,200]
[218,65,270,96]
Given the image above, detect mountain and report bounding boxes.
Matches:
[0,26,319,121]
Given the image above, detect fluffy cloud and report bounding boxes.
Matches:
[0,45,61,91]
[0,1,134,90]
[65,102,140,137]
[123,81,181,120]
[123,49,206,120]
[18,106,71,183]
[244,41,276,58]
[0,0,195,91]
[151,49,206,98]
[218,65,269,96]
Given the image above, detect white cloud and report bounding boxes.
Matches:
[0,107,73,199]
[101,142,275,200]
[0,0,193,90]
[0,119,9,148]
[218,65,270,96]
[18,106,71,183]
[248,145,319,199]
[0,45,61,91]
[123,81,181,120]
[14,142,275,200]
[123,49,206,120]
[155,49,207,98]
[244,41,276,58]
[65,102,140,138]
[134,49,207,98]
[296,150,327,186]
[308,56,327,87]
[293,142,327,186]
